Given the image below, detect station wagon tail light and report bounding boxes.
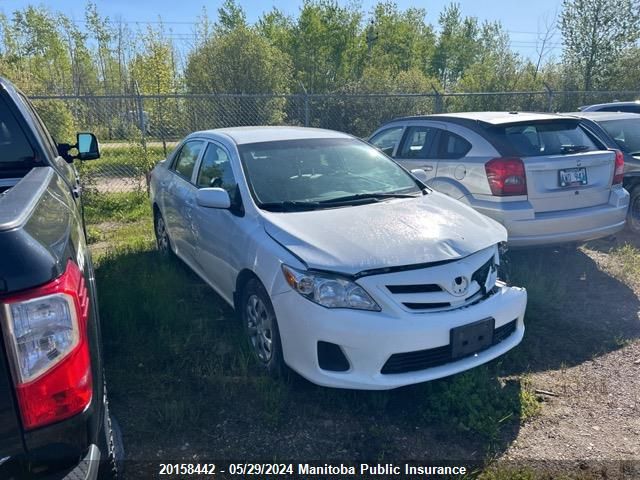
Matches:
[0,260,92,430]
[485,157,527,196]
[611,149,624,185]
[282,265,380,311]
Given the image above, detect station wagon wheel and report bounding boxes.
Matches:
[154,210,171,255]
[628,185,640,233]
[241,279,285,376]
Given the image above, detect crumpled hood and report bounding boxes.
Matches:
[261,192,507,276]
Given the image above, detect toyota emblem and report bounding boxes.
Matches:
[451,276,469,296]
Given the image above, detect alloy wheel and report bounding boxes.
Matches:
[155,215,170,253]
[246,294,273,363]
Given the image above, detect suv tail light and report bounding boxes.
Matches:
[611,149,624,185]
[485,157,527,196]
[1,260,92,430]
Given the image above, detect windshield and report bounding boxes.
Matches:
[238,138,422,210]
[599,118,640,156]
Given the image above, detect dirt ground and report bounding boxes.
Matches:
[496,232,640,478]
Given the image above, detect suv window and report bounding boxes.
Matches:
[369,126,403,156]
[492,121,598,156]
[172,140,203,181]
[437,131,471,159]
[0,96,36,171]
[197,143,236,192]
[397,126,437,159]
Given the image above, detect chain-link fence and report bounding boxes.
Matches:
[30,89,640,203]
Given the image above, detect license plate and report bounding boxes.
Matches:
[559,167,588,187]
[450,318,495,359]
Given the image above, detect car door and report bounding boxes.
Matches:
[192,141,246,302]
[164,139,204,263]
[394,125,442,182]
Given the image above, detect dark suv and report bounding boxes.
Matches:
[0,77,123,478]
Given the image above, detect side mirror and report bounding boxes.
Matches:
[411,168,429,183]
[196,188,231,209]
[77,132,100,160]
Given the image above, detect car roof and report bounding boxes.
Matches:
[566,111,640,122]
[387,111,572,126]
[191,126,353,145]
[580,101,640,111]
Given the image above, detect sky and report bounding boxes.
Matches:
[0,0,564,61]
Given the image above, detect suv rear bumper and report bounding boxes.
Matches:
[470,188,629,247]
[59,444,100,480]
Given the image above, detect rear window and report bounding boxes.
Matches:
[491,121,598,157]
[0,96,36,170]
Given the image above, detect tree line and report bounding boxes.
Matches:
[1,0,639,140]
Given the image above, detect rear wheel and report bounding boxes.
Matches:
[627,185,640,234]
[154,209,172,256]
[241,279,285,376]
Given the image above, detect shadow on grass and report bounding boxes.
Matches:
[501,246,640,375]
[96,246,527,464]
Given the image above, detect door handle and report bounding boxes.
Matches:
[421,165,434,172]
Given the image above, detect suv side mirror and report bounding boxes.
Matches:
[77,132,100,160]
[196,188,231,209]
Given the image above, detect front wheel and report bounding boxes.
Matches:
[240,279,285,376]
[627,185,640,234]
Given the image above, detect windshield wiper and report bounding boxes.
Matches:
[258,201,322,212]
[560,145,591,154]
[319,192,421,204]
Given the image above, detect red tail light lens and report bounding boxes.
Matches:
[1,260,92,430]
[611,149,624,185]
[485,157,527,196]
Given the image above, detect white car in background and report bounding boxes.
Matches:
[369,112,629,247]
[149,127,527,390]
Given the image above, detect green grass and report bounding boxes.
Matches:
[611,243,640,283]
[79,143,170,178]
[84,191,150,225]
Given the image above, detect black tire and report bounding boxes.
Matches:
[153,209,173,256]
[627,184,640,234]
[240,278,285,376]
[97,393,124,479]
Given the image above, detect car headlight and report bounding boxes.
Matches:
[281,265,381,311]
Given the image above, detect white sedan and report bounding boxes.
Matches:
[149,126,527,390]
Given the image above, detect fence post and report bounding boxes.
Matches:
[432,84,443,113]
[544,82,554,112]
[134,81,146,148]
[304,94,310,127]
[298,81,310,127]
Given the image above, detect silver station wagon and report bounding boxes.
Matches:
[369,112,630,247]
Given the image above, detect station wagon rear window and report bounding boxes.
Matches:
[489,121,598,157]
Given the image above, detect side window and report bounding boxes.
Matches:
[397,126,437,159]
[369,127,403,156]
[172,140,203,181]
[196,143,236,192]
[437,131,472,159]
[0,96,36,169]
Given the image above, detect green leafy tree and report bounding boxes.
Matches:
[560,0,640,91]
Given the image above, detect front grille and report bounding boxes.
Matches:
[386,252,497,312]
[380,319,518,374]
